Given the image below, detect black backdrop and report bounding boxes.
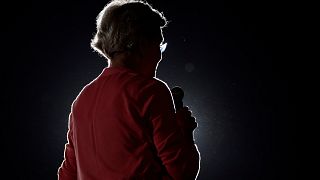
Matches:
[3,0,295,179]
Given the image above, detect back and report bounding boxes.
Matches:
[72,66,173,179]
[58,66,200,180]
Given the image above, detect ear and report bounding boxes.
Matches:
[136,40,148,58]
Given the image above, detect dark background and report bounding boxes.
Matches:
[3,0,295,179]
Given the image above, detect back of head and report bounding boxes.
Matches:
[91,0,167,60]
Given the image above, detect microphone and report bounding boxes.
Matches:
[171,86,184,111]
[171,86,197,139]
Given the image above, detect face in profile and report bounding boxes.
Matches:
[144,29,165,63]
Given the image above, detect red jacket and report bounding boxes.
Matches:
[58,67,200,179]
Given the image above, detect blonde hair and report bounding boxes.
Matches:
[90,0,167,60]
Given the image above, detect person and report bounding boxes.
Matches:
[57,0,200,179]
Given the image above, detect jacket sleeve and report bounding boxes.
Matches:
[57,112,77,180]
[143,82,200,180]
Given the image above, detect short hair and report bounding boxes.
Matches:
[90,0,168,60]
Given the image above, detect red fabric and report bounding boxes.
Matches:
[58,67,200,180]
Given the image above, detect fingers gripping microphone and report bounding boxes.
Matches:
[171,86,184,111]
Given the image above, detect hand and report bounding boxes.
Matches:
[175,106,198,132]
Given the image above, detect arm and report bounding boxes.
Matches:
[144,82,200,179]
[57,112,77,180]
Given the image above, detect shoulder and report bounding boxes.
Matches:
[134,77,174,109]
[136,77,171,97]
[70,71,104,110]
[149,78,171,95]
[70,80,97,110]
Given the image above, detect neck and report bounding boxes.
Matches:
[109,53,156,78]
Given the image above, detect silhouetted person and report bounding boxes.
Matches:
[57,0,200,179]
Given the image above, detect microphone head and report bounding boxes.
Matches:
[171,86,184,110]
[171,86,184,101]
